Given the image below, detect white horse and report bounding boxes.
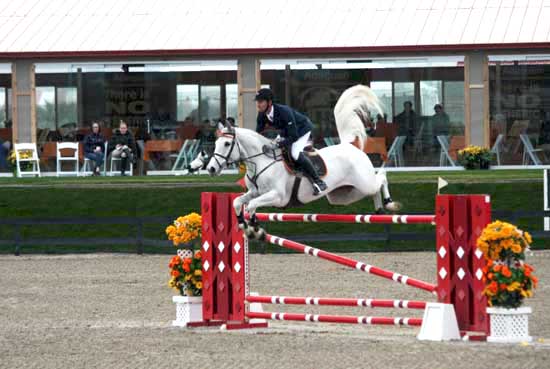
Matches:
[206,85,400,238]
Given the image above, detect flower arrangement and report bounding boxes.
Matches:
[168,250,203,296]
[477,221,538,308]
[165,212,203,296]
[458,145,492,169]
[165,212,202,246]
[8,149,33,175]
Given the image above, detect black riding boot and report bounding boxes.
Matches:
[120,156,128,176]
[295,152,327,195]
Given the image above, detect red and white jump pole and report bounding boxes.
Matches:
[246,295,427,309]
[266,234,437,293]
[250,213,435,225]
[246,311,423,326]
[199,193,492,336]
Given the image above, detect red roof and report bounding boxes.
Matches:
[0,0,549,58]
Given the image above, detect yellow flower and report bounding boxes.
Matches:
[506,282,521,292]
[194,269,202,276]
[195,281,203,289]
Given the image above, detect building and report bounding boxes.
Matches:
[1,0,550,172]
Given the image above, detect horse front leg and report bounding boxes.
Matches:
[233,190,257,231]
[245,190,283,240]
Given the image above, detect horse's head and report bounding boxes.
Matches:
[206,122,239,176]
[187,150,209,173]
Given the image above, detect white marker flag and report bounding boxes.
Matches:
[437,177,448,195]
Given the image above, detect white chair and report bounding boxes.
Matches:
[56,142,79,177]
[490,134,504,166]
[108,142,134,176]
[82,142,108,176]
[14,143,41,178]
[382,136,406,167]
[437,135,456,167]
[520,134,544,166]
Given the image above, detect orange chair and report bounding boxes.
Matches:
[143,140,183,161]
[364,137,388,161]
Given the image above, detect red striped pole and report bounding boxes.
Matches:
[266,234,437,293]
[249,213,435,225]
[246,295,427,309]
[247,311,422,326]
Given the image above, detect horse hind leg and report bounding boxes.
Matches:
[376,171,402,212]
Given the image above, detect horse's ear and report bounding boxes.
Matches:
[217,122,225,131]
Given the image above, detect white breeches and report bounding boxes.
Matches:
[290,132,311,160]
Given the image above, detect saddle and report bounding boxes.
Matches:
[281,145,328,178]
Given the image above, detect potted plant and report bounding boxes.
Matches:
[458,145,492,170]
[8,149,33,177]
[165,212,204,327]
[477,221,538,343]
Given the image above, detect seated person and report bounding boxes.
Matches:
[83,121,106,176]
[394,101,417,145]
[432,104,450,136]
[108,121,137,176]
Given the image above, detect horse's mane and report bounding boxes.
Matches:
[224,127,273,147]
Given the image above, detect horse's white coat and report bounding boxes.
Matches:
[205,85,399,232]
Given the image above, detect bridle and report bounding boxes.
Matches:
[212,129,282,188]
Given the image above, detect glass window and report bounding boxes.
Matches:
[225,84,238,121]
[36,86,56,130]
[370,81,392,122]
[177,84,199,122]
[57,87,78,126]
[262,57,464,167]
[394,82,415,117]
[443,81,465,134]
[489,55,550,165]
[0,88,5,124]
[420,80,443,115]
[199,85,221,123]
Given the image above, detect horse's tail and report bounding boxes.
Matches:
[334,84,384,150]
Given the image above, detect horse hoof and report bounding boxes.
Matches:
[385,201,402,212]
[255,228,266,241]
[375,208,385,215]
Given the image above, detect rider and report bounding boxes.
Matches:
[254,88,327,195]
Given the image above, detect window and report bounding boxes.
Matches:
[36,86,56,130]
[199,85,221,123]
[370,81,392,122]
[394,82,415,116]
[443,81,465,125]
[420,80,443,116]
[176,84,199,122]
[57,87,77,126]
[225,84,238,121]
[0,88,5,124]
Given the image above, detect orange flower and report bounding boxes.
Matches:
[501,266,512,278]
[493,264,502,272]
[183,264,191,273]
[499,283,507,291]
[195,251,202,259]
[184,257,192,265]
[487,273,494,280]
[489,281,498,294]
[171,269,180,278]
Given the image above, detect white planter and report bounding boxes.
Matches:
[487,306,532,343]
[172,296,203,327]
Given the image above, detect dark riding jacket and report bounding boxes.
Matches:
[256,104,313,146]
